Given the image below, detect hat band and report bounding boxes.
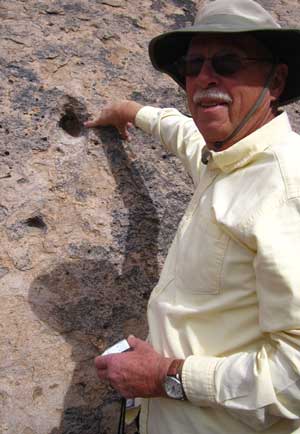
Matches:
[192,15,280,31]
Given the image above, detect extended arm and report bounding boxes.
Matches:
[85,102,204,183]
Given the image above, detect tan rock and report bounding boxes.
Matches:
[1,1,299,433]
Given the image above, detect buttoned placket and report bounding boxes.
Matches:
[178,165,220,237]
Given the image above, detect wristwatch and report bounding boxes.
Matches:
[163,359,186,400]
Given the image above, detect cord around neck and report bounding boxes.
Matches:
[212,63,277,151]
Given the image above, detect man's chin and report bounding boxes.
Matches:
[196,116,231,142]
[198,128,231,148]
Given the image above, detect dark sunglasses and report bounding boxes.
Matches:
[173,53,273,78]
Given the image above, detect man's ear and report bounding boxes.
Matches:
[270,63,288,101]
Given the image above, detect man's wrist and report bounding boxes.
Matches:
[121,100,143,126]
[163,359,186,400]
[156,358,186,398]
[156,357,174,397]
[167,359,185,378]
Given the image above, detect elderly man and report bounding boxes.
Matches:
[85,0,300,433]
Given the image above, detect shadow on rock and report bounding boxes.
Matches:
[96,126,160,285]
[29,258,147,433]
[28,128,160,433]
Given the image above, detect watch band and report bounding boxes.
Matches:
[164,359,186,400]
[167,359,185,378]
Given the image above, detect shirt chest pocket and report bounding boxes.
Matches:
[175,209,229,295]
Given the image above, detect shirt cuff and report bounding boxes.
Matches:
[182,355,221,406]
[134,106,162,134]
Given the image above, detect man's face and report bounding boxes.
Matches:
[185,34,286,149]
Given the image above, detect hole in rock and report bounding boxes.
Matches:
[24,215,47,230]
[59,109,83,137]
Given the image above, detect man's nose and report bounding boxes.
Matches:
[194,59,219,87]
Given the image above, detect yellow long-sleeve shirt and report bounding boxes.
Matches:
[135,107,300,434]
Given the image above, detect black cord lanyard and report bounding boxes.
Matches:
[117,398,126,434]
[213,63,277,151]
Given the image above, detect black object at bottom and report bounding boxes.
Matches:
[117,398,126,434]
[117,398,140,434]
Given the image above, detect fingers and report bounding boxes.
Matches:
[127,335,139,348]
[118,123,131,141]
[95,354,109,370]
[84,116,106,128]
[96,368,108,381]
[84,101,141,138]
[84,118,131,141]
[83,119,98,128]
[83,105,112,129]
[95,355,110,383]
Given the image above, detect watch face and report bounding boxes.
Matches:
[164,376,184,400]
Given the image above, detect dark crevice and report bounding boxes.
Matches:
[58,96,88,138]
[59,109,83,137]
[24,215,47,230]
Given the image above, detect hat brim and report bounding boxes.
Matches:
[149,28,300,106]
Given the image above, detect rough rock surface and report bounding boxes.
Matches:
[0,1,299,433]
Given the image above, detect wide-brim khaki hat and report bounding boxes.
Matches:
[149,0,300,106]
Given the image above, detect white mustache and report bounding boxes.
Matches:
[193,89,232,105]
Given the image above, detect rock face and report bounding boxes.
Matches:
[0,1,299,433]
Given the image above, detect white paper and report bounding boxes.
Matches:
[101,339,130,355]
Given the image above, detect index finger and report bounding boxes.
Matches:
[95,355,110,369]
[84,118,103,128]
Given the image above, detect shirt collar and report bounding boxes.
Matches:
[206,112,292,173]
